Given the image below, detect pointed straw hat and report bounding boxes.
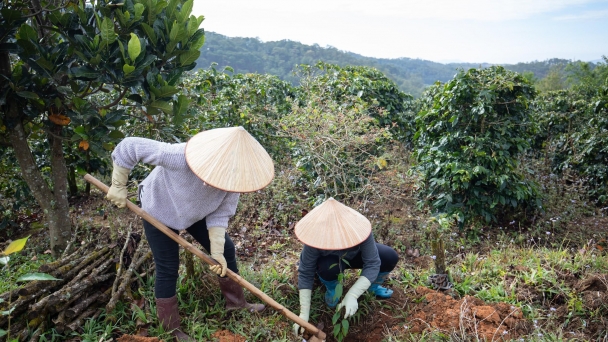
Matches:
[294,198,371,250]
[185,126,274,192]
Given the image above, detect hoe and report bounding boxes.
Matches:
[84,174,326,342]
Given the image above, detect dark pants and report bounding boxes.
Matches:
[143,218,239,298]
[316,243,399,281]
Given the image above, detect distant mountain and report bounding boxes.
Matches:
[195,32,585,97]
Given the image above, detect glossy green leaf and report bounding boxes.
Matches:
[17,23,38,41]
[35,57,55,71]
[166,0,179,19]
[177,0,193,23]
[123,64,135,75]
[127,33,141,61]
[179,50,199,66]
[100,17,116,45]
[156,85,179,98]
[169,20,180,42]
[17,273,61,282]
[149,100,172,114]
[70,66,100,80]
[108,130,125,139]
[134,3,145,19]
[141,23,157,46]
[174,95,191,116]
[16,91,39,99]
[190,32,205,50]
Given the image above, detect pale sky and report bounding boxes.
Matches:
[192,0,607,64]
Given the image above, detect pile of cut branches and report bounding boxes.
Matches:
[0,231,152,341]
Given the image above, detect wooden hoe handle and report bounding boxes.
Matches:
[84,174,326,341]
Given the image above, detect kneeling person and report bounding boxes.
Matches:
[292,198,399,336]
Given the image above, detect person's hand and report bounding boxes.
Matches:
[336,277,371,319]
[208,227,227,277]
[107,162,130,208]
[292,289,312,336]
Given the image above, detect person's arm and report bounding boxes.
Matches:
[297,245,320,290]
[108,138,186,207]
[206,192,239,277]
[111,137,187,170]
[358,233,381,283]
[204,192,240,229]
[336,234,379,319]
[293,246,319,336]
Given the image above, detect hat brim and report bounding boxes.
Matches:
[185,127,274,193]
[294,198,372,250]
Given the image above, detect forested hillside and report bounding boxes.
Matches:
[195,32,583,96]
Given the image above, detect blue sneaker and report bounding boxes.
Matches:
[368,272,393,298]
[318,276,340,308]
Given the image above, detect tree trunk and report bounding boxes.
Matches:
[1,51,72,257]
[7,117,72,256]
[430,230,446,275]
[49,128,72,255]
[68,164,78,196]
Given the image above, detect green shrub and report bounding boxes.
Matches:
[278,91,393,206]
[532,78,608,204]
[296,62,416,143]
[414,66,541,225]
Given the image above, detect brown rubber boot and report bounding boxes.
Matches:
[155,295,195,341]
[218,276,265,312]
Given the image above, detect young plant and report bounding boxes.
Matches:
[331,272,349,342]
[0,236,60,339]
[328,256,362,342]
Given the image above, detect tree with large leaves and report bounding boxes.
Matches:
[0,0,204,256]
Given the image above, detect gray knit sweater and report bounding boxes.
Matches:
[111,137,240,230]
[297,233,381,290]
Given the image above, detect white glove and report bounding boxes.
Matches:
[336,277,371,319]
[208,227,227,277]
[107,162,130,208]
[292,289,312,336]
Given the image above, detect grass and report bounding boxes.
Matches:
[1,154,607,341]
[1,223,607,341]
[0,249,54,294]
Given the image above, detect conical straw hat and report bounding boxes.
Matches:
[294,198,371,250]
[185,126,274,192]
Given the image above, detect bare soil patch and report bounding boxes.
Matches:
[210,329,247,342]
[117,336,162,342]
[403,287,530,341]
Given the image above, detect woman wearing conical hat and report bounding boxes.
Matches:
[292,198,399,336]
[107,127,274,341]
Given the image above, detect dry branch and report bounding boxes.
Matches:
[64,307,102,334]
[53,309,68,334]
[66,291,103,319]
[106,249,152,315]
[0,294,38,328]
[28,319,47,342]
[44,261,114,310]
[19,246,110,297]
[37,242,91,273]
[27,248,112,318]
[111,227,133,297]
